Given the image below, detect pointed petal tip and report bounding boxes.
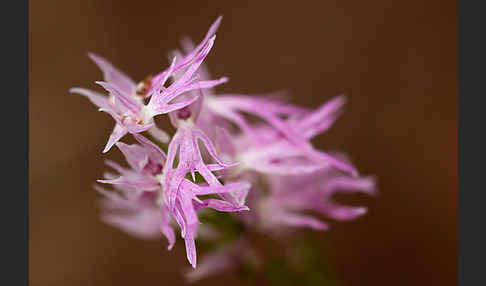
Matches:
[68,87,79,94]
[102,143,113,153]
[87,52,106,63]
[356,207,368,215]
[94,80,108,86]
[87,52,96,60]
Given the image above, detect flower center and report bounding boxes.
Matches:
[177,107,192,120]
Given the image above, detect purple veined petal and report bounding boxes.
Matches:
[160,205,176,250]
[193,129,238,168]
[184,236,197,268]
[103,124,128,153]
[205,164,228,171]
[180,37,213,83]
[175,16,222,71]
[147,36,216,115]
[115,142,149,172]
[96,81,141,115]
[69,88,111,110]
[149,93,201,116]
[194,199,249,212]
[160,222,176,250]
[195,165,242,207]
[88,53,136,96]
[180,189,199,234]
[245,106,306,145]
[167,168,190,212]
[208,95,307,145]
[147,56,177,97]
[194,163,220,186]
[173,201,187,238]
[168,49,186,77]
[179,189,199,268]
[178,77,228,94]
[162,129,184,177]
[133,134,167,164]
[271,212,329,231]
[297,95,346,138]
[165,35,215,98]
[164,95,201,114]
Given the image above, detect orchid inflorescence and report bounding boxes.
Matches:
[71,16,376,281]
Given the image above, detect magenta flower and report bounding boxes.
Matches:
[207,95,358,177]
[70,17,227,153]
[73,16,376,276]
[96,132,250,267]
[253,170,376,232]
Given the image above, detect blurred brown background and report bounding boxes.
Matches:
[30,0,457,285]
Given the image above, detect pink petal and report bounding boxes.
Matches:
[194,199,249,212]
[96,81,141,115]
[69,88,111,110]
[88,53,136,96]
[160,205,176,250]
[103,124,128,153]
[133,134,167,164]
[115,142,149,172]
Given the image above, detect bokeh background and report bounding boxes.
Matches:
[30,0,457,285]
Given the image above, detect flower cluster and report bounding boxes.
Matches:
[71,16,376,279]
